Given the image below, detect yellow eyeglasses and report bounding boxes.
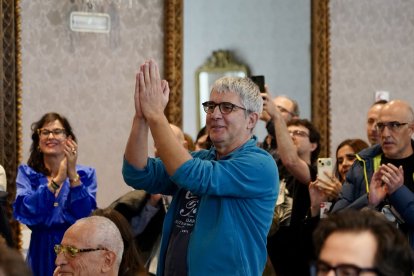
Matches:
[54,244,108,258]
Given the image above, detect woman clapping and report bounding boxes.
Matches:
[13,112,97,276]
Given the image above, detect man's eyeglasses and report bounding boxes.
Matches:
[54,244,108,258]
[202,101,247,114]
[310,260,379,276]
[37,128,67,139]
[277,105,295,117]
[288,130,309,138]
[375,121,408,132]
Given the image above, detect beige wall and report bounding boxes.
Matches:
[20,0,163,207]
[330,0,414,154]
[20,0,414,207]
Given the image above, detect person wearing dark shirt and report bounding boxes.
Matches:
[262,91,321,276]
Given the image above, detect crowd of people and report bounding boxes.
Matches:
[0,58,414,276]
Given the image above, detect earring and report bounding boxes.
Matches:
[37,146,42,153]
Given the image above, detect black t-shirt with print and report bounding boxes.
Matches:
[164,189,200,276]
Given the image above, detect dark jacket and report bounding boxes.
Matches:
[332,140,414,248]
[109,190,165,260]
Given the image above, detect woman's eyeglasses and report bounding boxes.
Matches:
[37,128,66,139]
[54,244,108,258]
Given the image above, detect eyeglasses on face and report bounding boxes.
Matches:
[202,101,247,114]
[375,121,408,132]
[54,244,108,258]
[37,128,67,139]
[277,105,295,117]
[288,129,309,138]
[310,260,379,276]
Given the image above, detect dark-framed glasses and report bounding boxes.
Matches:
[202,101,247,114]
[375,121,408,132]
[310,260,379,276]
[37,128,66,139]
[288,129,309,138]
[54,244,108,258]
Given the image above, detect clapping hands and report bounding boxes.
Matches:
[134,59,170,122]
[54,136,78,185]
[368,164,404,207]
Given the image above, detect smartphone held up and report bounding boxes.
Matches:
[317,158,333,183]
[250,75,265,92]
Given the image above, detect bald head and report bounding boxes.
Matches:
[377,100,414,159]
[69,216,123,266]
[380,100,414,122]
[273,96,299,122]
[56,216,124,275]
[260,95,299,123]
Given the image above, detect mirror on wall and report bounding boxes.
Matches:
[183,0,311,142]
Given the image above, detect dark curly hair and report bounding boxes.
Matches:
[313,209,414,276]
[27,112,77,176]
[287,118,321,164]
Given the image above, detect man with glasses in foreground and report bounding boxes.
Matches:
[122,60,278,275]
[332,100,414,248]
[54,216,123,275]
[312,209,413,276]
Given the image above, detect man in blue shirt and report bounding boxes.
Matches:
[122,59,278,275]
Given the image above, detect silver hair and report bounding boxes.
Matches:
[77,216,124,268]
[211,76,263,114]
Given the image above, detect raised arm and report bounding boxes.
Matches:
[124,68,150,169]
[136,60,192,175]
[262,93,312,184]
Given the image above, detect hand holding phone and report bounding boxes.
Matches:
[317,158,333,183]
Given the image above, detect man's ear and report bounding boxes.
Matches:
[408,122,414,136]
[182,140,189,150]
[101,251,117,273]
[247,112,259,130]
[310,142,318,153]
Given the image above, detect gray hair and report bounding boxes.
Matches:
[77,216,124,268]
[211,76,263,114]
